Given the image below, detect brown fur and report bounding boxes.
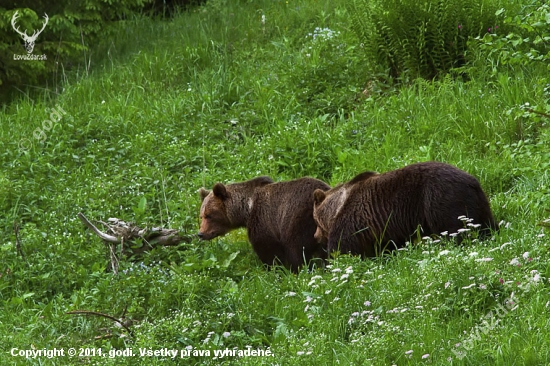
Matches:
[313,162,497,257]
[199,176,330,271]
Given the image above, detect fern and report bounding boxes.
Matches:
[349,0,505,81]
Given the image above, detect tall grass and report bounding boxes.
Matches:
[1,0,549,365]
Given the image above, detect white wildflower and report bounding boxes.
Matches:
[475,257,493,262]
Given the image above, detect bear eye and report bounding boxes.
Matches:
[204,214,211,220]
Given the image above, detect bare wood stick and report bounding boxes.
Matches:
[78,212,191,265]
[94,334,113,340]
[13,221,27,263]
[527,108,550,119]
[66,310,132,335]
[78,213,120,243]
[110,242,119,275]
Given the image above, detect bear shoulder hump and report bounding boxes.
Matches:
[348,170,379,185]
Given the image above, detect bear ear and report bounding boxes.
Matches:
[212,183,229,200]
[199,188,210,201]
[313,189,326,205]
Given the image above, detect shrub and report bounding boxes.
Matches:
[0,0,153,102]
[475,0,549,70]
[348,0,503,81]
[471,0,550,129]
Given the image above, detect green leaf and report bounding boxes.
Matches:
[138,196,147,213]
[222,251,240,268]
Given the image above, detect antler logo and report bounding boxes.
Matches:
[11,11,49,54]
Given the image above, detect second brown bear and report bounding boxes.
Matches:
[313,161,498,257]
[198,176,330,271]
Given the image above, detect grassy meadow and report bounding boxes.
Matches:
[1,0,550,364]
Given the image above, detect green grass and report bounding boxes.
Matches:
[1,0,550,365]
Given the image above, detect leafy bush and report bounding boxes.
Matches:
[471,0,550,131]
[0,0,153,101]
[348,0,503,81]
[474,0,549,74]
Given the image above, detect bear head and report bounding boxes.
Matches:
[312,171,378,245]
[312,187,346,245]
[197,176,274,241]
[198,183,233,240]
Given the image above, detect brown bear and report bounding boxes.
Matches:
[313,161,497,257]
[198,176,331,271]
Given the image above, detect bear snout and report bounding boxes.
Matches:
[314,226,327,244]
[197,231,220,240]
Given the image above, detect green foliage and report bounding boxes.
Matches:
[348,0,504,81]
[476,0,550,69]
[289,26,365,116]
[471,1,550,120]
[0,0,153,101]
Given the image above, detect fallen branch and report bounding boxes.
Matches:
[78,212,190,252]
[526,108,550,120]
[78,213,120,243]
[66,310,133,336]
[13,221,28,264]
[77,212,192,272]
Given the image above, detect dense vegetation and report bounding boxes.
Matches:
[0,0,203,100]
[1,0,549,364]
